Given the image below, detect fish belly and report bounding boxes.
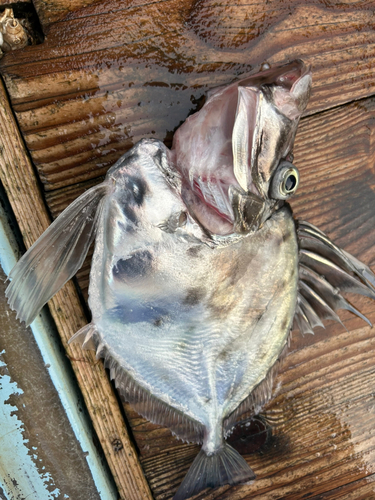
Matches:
[89,205,298,446]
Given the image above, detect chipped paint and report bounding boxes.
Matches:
[0,351,62,499]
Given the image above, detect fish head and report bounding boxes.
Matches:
[171,60,312,236]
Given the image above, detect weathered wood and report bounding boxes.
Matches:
[0,77,152,500]
[32,0,100,29]
[0,1,374,194]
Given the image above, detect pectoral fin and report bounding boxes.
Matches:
[6,182,110,325]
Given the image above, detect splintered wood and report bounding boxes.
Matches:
[0,0,375,498]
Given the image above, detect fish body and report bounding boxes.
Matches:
[91,139,298,451]
[6,60,375,499]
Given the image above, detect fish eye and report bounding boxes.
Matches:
[269,161,300,200]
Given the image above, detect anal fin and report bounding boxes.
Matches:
[69,323,205,444]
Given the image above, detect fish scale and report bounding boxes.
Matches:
[6,60,375,500]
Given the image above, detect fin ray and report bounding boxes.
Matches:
[296,220,375,334]
[6,183,109,325]
[173,442,255,500]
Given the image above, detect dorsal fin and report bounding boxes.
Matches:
[294,220,375,334]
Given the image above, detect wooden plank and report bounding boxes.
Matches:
[0,1,375,194]
[0,76,153,500]
[32,0,100,29]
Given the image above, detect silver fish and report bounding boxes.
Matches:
[6,60,375,499]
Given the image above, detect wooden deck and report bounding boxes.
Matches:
[1,1,375,498]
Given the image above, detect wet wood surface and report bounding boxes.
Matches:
[0,0,375,498]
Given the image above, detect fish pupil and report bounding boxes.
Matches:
[285,174,297,192]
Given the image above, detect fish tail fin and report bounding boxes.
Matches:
[173,442,255,500]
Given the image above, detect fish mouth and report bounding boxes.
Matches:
[171,60,312,236]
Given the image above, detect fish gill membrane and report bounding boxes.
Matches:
[5,60,375,499]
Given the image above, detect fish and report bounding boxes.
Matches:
[6,59,375,500]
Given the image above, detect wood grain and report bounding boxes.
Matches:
[0,77,152,500]
[0,1,374,194]
[32,0,100,29]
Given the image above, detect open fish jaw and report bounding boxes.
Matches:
[171,59,312,235]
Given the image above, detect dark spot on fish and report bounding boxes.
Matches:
[113,251,153,281]
[117,219,137,234]
[153,317,163,327]
[281,318,288,330]
[229,260,243,285]
[125,176,147,206]
[179,211,187,226]
[117,192,139,225]
[124,206,138,225]
[283,231,292,243]
[107,304,169,324]
[218,349,230,362]
[274,234,284,247]
[153,148,164,168]
[186,246,201,257]
[183,287,205,306]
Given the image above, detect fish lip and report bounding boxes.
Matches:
[171,60,311,236]
[238,59,311,93]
